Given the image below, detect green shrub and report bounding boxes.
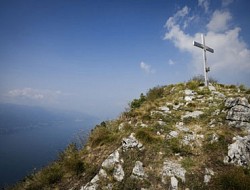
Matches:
[189,75,218,85]
[121,177,150,190]
[186,80,201,90]
[141,113,151,121]
[228,84,237,89]
[60,144,85,175]
[130,93,146,109]
[209,77,218,84]
[166,138,192,156]
[89,126,119,147]
[190,75,205,83]
[197,88,211,95]
[186,102,196,108]
[238,84,247,91]
[146,86,164,101]
[205,133,229,152]
[216,167,250,190]
[39,163,63,185]
[135,128,161,144]
[181,157,195,170]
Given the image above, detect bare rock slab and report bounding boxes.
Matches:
[224,135,250,166]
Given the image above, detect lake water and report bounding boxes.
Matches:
[0,121,94,188]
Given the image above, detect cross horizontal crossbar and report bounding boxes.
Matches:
[193,41,214,53]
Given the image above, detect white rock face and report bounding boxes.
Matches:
[224,135,250,166]
[182,132,204,148]
[90,174,99,184]
[113,164,125,182]
[210,133,219,144]
[170,176,178,190]
[159,106,171,113]
[212,109,220,116]
[182,111,204,119]
[208,85,216,91]
[176,122,189,132]
[132,161,147,179]
[184,96,193,102]
[225,97,249,108]
[212,91,225,98]
[225,97,250,128]
[170,131,179,138]
[81,183,98,190]
[81,149,121,190]
[185,89,194,96]
[158,120,166,126]
[118,123,125,131]
[81,174,99,190]
[204,168,214,184]
[122,133,143,151]
[173,103,184,110]
[182,134,196,145]
[184,89,195,102]
[162,160,186,183]
[204,175,211,184]
[102,150,120,169]
[99,169,107,178]
[227,105,250,121]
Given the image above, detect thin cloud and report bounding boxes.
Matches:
[8,88,62,101]
[168,59,175,65]
[198,0,210,12]
[207,10,232,32]
[140,61,155,74]
[164,2,250,85]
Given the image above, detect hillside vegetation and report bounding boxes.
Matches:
[11,80,250,190]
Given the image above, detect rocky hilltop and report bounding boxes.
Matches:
[12,81,250,190]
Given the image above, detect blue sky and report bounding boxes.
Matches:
[0,0,250,119]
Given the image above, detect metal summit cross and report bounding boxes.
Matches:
[193,34,214,87]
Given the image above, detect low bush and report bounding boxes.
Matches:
[89,126,119,147]
[60,143,85,175]
[186,80,201,90]
[121,177,150,190]
[216,166,250,190]
[190,75,205,83]
[135,128,161,145]
[130,93,146,109]
[181,157,195,170]
[189,75,218,85]
[228,84,237,89]
[38,163,63,185]
[165,138,192,156]
[238,84,247,91]
[146,86,164,101]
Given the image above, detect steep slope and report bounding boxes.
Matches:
[11,81,250,190]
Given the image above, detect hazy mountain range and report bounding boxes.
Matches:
[0,103,98,134]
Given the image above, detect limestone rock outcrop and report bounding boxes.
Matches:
[161,160,186,183]
[131,161,147,179]
[225,97,250,128]
[122,133,143,151]
[224,135,250,166]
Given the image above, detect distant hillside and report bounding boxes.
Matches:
[11,81,250,190]
[0,104,97,134]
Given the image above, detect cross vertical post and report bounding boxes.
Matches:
[193,34,214,87]
[202,34,208,86]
